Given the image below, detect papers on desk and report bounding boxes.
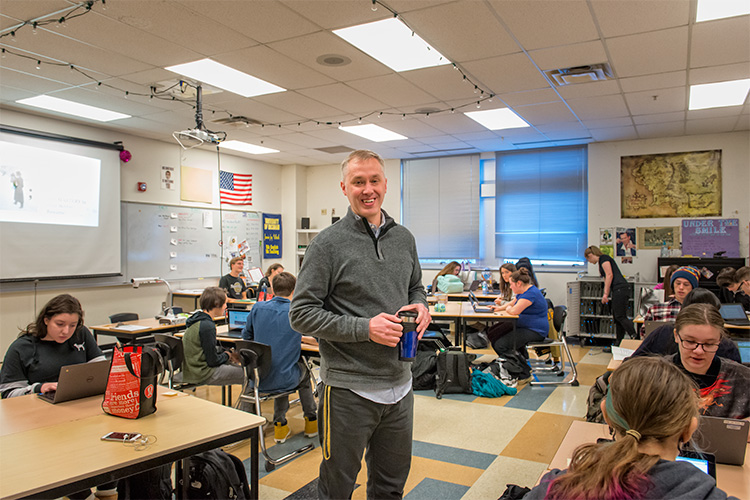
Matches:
[113,324,149,332]
[175,289,204,294]
[611,346,636,361]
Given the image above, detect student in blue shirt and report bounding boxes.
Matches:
[488,268,548,379]
[242,271,318,443]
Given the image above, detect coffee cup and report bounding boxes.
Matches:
[397,310,418,361]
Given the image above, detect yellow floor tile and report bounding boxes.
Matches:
[462,456,550,498]
[500,412,578,464]
[537,386,592,417]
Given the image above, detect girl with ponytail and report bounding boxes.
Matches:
[524,356,738,500]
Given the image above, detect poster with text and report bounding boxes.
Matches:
[682,219,739,258]
[161,166,175,190]
[263,213,282,258]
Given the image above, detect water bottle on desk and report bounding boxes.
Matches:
[481,281,488,295]
[259,284,267,301]
[481,267,491,295]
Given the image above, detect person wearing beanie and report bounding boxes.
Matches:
[640,265,699,337]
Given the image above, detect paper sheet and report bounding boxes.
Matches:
[611,346,636,361]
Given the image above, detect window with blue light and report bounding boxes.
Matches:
[495,146,588,265]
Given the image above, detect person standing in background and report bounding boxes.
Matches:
[290,149,430,500]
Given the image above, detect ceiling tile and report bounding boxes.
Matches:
[590,125,638,141]
[590,0,689,38]
[399,65,478,102]
[462,52,550,94]
[619,71,686,93]
[528,41,608,71]
[297,83,388,115]
[690,63,750,85]
[556,80,622,100]
[686,116,739,135]
[347,74,439,109]
[581,116,633,129]
[498,88,561,107]
[281,0,383,30]
[632,111,685,125]
[624,86,686,115]
[515,101,578,125]
[635,121,685,138]
[606,27,688,78]
[567,94,629,120]
[691,16,750,68]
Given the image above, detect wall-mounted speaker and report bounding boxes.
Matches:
[301,217,310,229]
[331,216,340,224]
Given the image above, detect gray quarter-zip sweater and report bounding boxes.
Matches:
[289,207,426,391]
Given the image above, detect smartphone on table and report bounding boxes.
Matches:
[101,432,142,443]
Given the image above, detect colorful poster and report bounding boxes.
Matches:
[600,245,614,258]
[615,227,636,257]
[681,218,740,258]
[599,228,613,246]
[263,213,282,258]
[637,226,680,249]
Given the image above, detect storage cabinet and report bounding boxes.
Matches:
[567,277,634,340]
[296,229,320,273]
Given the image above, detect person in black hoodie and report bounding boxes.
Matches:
[524,356,738,500]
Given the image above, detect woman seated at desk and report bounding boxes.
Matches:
[487,268,548,380]
[0,294,115,500]
[431,260,463,294]
[525,356,737,500]
[493,263,517,311]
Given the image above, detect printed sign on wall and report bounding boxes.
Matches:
[681,218,739,258]
[263,213,282,259]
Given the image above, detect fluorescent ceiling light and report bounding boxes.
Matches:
[165,59,285,98]
[689,79,750,110]
[464,108,529,131]
[333,18,450,72]
[696,0,750,22]
[339,124,407,142]
[16,95,130,122]
[220,140,279,155]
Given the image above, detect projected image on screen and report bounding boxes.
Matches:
[0,141,100,226]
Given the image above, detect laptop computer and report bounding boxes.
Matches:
[38,360,110,404]
[736,340,750,367]
[643,320,670,337]
[688,416,749,465]
[719,303,750,326]
[468,280,482,292]
[676,450,716,478]
[468,291,494,307]
[468,292,493,313]
[225,309,250,338]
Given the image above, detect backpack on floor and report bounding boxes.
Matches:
[465,330,489,349]
[435,349,475,399]
[117,463,173,500]
[181,449,251,500]
[586,371,611,423]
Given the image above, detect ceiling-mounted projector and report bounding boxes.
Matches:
[172,128,222,150]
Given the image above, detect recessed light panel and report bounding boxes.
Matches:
[339,124,407,142]
[165,59,285,98]
[464,108,529,131]
[16,95,130,122]
[696,0,750,22]
[220,140,279,154]
[333,18,450,72]
[689,79,750,110]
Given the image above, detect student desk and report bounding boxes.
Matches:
[548,420,748,499]
[429,302,463,343]
[606,339,643,371]
[428,291,502,303]
[634,315,750,336]
[459,302,518,352]
[0,389,264,500]
[90,315,225,343]
[173,291,258,311]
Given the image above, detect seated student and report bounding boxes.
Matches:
[655,264,680,299]
[640,265,700,337]
[0,294,115,500]
[669,303,750,428]
[241,271,318,443]
[219,256,248,299]
[515,257,539,287]
[487,268,548,379]
[181,287,249,406]
[257,263,284,293]
[526,356,738,500]
[431,260,463,293]
[717,266,750,310]
[632,288,741,363]
[493,263,517,310]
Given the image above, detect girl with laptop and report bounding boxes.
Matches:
[493,263,517,311]
[525,356,738,500]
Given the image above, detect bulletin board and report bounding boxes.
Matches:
[122,202,262,280]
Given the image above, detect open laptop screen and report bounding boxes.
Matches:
[228,309,251,330]
[720,303,748,320]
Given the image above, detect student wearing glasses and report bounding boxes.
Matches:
[670,303,750,436]
[716,267,750,311]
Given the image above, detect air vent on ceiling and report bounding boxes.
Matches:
[315,146,355,154]
[210,116,263,127]
[545,63,613,86]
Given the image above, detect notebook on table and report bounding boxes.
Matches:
[468,292,493,313]
[688,416,749,465]
[719,304,750,326]
[37,360,110,404]
[225,309,250,338]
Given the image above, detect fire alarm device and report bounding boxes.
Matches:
[137,182,147,192]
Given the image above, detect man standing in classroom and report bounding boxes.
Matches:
[219,256,248,299]
[290,149,431,500]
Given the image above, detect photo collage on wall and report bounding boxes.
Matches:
[600,227,636,264]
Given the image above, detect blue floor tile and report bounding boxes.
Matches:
[405,478,469,500]
[502,384,555,411]
[412,440,496,469]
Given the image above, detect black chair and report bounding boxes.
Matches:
[109,312,139,323]
[525,306,579,386]
[234,340,314,472]
[153,334,232,405]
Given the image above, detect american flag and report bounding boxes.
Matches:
[220,171,252,205]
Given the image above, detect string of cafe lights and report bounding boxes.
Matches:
[1,0,498,130]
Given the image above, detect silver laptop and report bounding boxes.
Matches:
[468,292,493,313]
[38,360,110,404]
[689,416,749,465]
[643,320,670,337]
[225,308,250,338]
[719,303,750,326]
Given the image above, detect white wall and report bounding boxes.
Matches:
[0,110,290,354]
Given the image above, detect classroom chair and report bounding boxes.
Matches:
[525,306,579,386]
[234,340,315,472]
[153,334,232,405]
[109,312,139,323]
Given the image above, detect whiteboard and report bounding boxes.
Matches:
[122,202,262,281]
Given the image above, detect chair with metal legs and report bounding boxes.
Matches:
[525,306,579,386]
[235,340,314,472]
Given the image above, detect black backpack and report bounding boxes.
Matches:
[435,349,475,399]
[181,449,251,499]
[117,463,174,500]
[412,346,438,390]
